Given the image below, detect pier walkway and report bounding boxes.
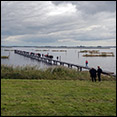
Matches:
[14,50,115,76]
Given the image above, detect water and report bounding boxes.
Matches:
[1,47,116,74]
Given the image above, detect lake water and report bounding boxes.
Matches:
[1,47,116,74]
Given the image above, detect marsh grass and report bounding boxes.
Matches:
[82,51,114,57]
[80,50,114,57]
[83,54,114,57]
[1,65,115,81]
[35,49,49,51]
[80,50,99,53]
[1,56,9,59]
[4,49,14,51]
[52,50,67,52]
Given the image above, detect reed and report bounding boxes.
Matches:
[52,50,67,52]
[80,50,114,57]
[35,49,49,51]
[1,56,9,59]
[80,50,99,53]
[83,52,114,57]
[1,65,115,81]
[1,52,10,59]
[4,49,14,51]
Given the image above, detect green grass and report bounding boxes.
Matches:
[1,79,116,116]
[1,65,115,81]
[1,65,116,116]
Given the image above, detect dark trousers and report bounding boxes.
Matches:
[98,74,101,81]
[91,76,96,82]
[86,63,88,67]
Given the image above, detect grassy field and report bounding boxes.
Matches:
[1,65,116,116]
[1,79,116,116]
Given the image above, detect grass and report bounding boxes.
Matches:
[1,65,116,116]
[4,49,14,51]
[1,65,115,81]
[83,54,114,57]
[52,50,67,52]
[1,56,9,59]
[1,79,116,116]
[80,50,99,53]
[35,49,49,51]
[79,50,114,57]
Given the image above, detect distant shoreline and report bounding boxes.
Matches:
[1,46,116,49]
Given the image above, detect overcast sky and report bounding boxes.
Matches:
[1,1,116,46]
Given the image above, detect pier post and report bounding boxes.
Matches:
[77,67,79,71]
[68,64,72,68]
[80,67,82,71]
[53,61,55,65]
[68,64,70,68]
[54,61,57,65]
[55,61,57,65]
[60,62,64,66]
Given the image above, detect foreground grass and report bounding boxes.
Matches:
[1,79,116,116]
[1,65,116,116]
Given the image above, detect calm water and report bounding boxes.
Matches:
[1,47,116,74]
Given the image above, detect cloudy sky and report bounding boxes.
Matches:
[1,1,116,46]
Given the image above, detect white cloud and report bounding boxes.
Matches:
[84,25,101,31]
[47,3,77,16]
[58,39,77,42]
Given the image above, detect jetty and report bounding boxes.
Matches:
[14,50,115,76]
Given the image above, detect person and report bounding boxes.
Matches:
[45,53,49,57]
[57,56,59,60]
[89,68,97,82]
[85,60,88,67]
[97,66,102,81]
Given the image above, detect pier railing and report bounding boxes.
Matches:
[14,50,115,77]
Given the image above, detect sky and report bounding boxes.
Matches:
[1,1,116,46]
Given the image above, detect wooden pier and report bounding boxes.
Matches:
[14,50,115,76]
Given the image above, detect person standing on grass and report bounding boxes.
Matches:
[97,66,102,81]
[85,60,88,67]
[89,68,97,82]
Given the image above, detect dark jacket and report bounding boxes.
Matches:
[89,68,97,77]
[97,68,102,75]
